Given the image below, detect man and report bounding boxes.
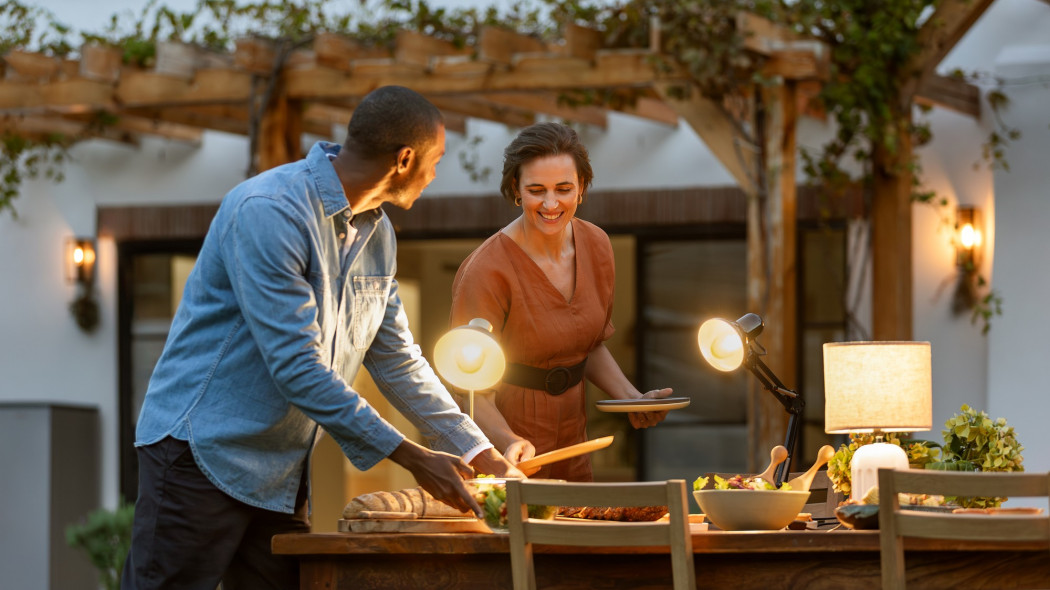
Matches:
[122,86,521,590]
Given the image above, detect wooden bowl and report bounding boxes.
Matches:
[693,489,810,531]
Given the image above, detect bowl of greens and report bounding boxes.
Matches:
[692,474,810,531]
[467,477,560,531]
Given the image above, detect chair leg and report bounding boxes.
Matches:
[511,540,537,590]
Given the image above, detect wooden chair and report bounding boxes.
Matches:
[878,468,1050,590]
[506,479,695,590]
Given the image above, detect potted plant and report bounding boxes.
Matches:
[66,501,135,590]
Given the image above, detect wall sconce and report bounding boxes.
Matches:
[66,237,99,332]
[955,206,982,271]
[697,313,804,487]
[67,238,96,284]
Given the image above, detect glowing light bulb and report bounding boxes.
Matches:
[959,223,977,249]
[710,333,743,360]
[73,247,85,266]
[455,344,485,374]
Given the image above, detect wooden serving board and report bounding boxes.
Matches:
[338,517,492,534]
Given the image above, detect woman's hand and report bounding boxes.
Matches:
[470,447,526,479]
[628,387,673,429]
[503,438,536,465]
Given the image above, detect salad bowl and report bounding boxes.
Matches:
[692,488,810,531]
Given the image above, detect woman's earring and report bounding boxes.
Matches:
[514,197,522,206]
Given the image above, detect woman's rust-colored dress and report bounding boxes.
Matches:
[450,218,615,481]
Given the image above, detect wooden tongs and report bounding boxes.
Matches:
[515,436,614,476]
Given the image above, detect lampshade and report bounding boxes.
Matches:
[697,313,763,372]
[823,341,932,501]
[823,341,932,434]
[434,318,506,392]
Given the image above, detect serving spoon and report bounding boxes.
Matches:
[786,444,836,491]
[755,445,789,484]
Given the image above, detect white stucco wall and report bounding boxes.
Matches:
[986,44,1050,474]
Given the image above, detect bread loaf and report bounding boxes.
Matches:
[343,487,472,519]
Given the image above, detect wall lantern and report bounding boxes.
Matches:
[67,238,97,284]
[66,237,99,332]
[955,206,982,271]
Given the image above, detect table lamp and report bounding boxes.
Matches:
[823,341,932,501]
[698,313,804,487]
[434,318,506,420]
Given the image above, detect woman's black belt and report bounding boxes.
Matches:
[502,359,587,395]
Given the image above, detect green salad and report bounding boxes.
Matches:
[693,474,793,491]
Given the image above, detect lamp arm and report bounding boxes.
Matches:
[745,353,805,488]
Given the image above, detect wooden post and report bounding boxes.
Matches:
[256,78,302,173]
[748,81,799,470]
[870,115,913,341]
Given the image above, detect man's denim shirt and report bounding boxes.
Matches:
[136,142,486,513]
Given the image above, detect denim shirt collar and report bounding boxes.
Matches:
[307,141,354,219]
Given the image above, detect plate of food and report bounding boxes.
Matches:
[595,397,691,413]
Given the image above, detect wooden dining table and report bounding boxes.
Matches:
[271,527,1050,589]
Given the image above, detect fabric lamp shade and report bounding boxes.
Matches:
[823,341,932,434]
[823,341,933,501]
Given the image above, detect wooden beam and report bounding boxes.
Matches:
[115,69,253,107]
[0,114,138,145]
[915,73,980,118]
[123,104,251,136]
[615,95,679,127]
[653,82,757,193]
[313,32,389,72]
[2,50,63,80]
[284,54,688,99]
[426,95,535,129]
[477,27,546,65]
[479,92,608,128]
[903,0,995,99]
[394,30,472,69]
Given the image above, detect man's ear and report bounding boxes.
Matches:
[395,146,415,174]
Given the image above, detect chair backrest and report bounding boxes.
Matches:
[877,468,1050,590]
[506,479,695,590]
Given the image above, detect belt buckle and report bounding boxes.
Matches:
[545,366,572,396]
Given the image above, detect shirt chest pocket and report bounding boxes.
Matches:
[351,275,393,351]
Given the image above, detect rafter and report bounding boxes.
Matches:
[903,0,995,101]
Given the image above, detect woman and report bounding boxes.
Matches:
[449,122,673,481]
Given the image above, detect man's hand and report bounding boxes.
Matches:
[470,447,526,479]
[388,439,482,517]
[628,387,673,429]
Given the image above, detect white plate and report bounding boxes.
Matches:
[595,397,691,413]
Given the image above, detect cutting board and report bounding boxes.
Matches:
[338,517,492,534]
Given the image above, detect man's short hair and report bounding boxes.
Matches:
[345,86,444,159]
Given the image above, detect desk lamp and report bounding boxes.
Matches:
[434,318,505,420]
[823,341,932,501]
[698,313,803,487]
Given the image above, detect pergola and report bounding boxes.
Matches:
[0,1,989,468]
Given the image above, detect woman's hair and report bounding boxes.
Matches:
[344,86,444,159]
[500,122,593,205]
